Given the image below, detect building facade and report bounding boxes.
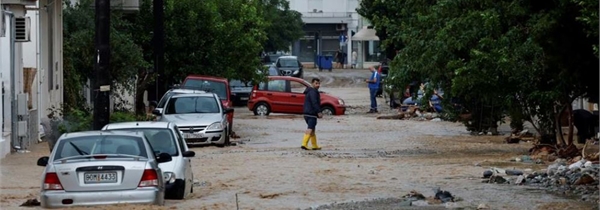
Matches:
[0,0,63,158]
[288,0,381,65]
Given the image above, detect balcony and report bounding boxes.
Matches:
[1,0,37,6]
[301,12,353,24]
[90,0,139,13]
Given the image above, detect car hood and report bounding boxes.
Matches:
[162,113,223,126]
[320,91,344,103]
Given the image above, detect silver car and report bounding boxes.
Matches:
[154,92,234,146]
[102,121,195,200]
[36,131,172,208]
[153,88,208,115]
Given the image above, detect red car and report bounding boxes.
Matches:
[247,76,346,116]
[181,75,234,134]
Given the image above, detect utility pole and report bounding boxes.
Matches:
[153,0,165,99]
[92,0,111,130]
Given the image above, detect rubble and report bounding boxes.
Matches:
[480,161,600,202]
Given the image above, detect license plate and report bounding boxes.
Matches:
[184,133,204,139]
[84,172,117,184]
[240,97,249,100]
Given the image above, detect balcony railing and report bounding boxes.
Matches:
[302,12,353,18]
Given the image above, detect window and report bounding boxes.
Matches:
[54,135,147,161]
[165,96,220,114]
[289,80,307,94]
[109,128,178,156]
[182,79,228,100]
[267,80,286,92]
[173,125,188,153]
[277,59,300,68]
[157,91,176,108]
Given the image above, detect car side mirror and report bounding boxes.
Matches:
[152,109,162,116]
[157,153,172,163]
[37,156,49,167]
[224,107,235,114]
[182,151,196,157]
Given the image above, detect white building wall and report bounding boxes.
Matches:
[38,0,63,120]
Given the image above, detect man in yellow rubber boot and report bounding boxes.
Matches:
[301,78,323,150]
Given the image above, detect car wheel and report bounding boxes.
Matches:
[253,102,271,116]
[224,129,231,146]
[167,179,186,200]
[321,106,335,116]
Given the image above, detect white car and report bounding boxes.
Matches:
[36,131,170,208]
[154,92,234,146]
[153,88,208,115]
[102,121,195,199]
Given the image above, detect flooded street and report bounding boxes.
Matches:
[0,69,597,209]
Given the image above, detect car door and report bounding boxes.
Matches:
[264,79,289,113]
[173,125,193,195]
[287,80,308,114]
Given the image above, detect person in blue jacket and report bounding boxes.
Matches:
[301,78,323,150]
[365,66,381,113]
[429,89,443,113]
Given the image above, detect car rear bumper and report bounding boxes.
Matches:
[40,188,163,208]
[185,130,226,145]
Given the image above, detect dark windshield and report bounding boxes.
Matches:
[108,128,178,156]
[230,80,251,87]
[277,59,299,67]
[165,96,220,114]
[182,79,227,100]
[54,135,147,160]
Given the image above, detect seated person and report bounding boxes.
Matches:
[429,90,443,113]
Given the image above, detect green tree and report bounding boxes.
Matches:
[359,0,599,145]
[260,0,305,52]
[163,0,268,85]
[62,0,149,113]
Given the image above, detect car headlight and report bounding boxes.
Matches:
[206,122,224,131]
[293,70,299,74]
[337,99,345,105]
[163,172,176,184]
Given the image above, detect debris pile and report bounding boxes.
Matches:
[505,129,536,144]
[377,105,441,121]
[480,159,600,202]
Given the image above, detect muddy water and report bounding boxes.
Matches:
[0,70,597,210]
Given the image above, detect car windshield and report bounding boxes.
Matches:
[182,79,227,100]
[165,96,220,114]
[108,128,178,156]
[277,59,299,67]
[230,80,251,87]
[53,135,147,161]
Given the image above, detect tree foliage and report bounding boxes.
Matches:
[358,0,599,143]
[62,0,303,117]
[260,0,305,52]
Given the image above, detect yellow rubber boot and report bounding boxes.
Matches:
[301,134,310,150]
[310,134,321,150]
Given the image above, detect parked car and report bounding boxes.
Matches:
[230,80,253,106]
[36,130,172,208]
[230,68,279,106]
[102,121,195,200]
[154,88,208,115]
[247,76,346,116]
[274,56,303,78]
[180,75,234,134]
[154,92,234,146]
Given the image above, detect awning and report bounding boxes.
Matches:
[352,26,379,41]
